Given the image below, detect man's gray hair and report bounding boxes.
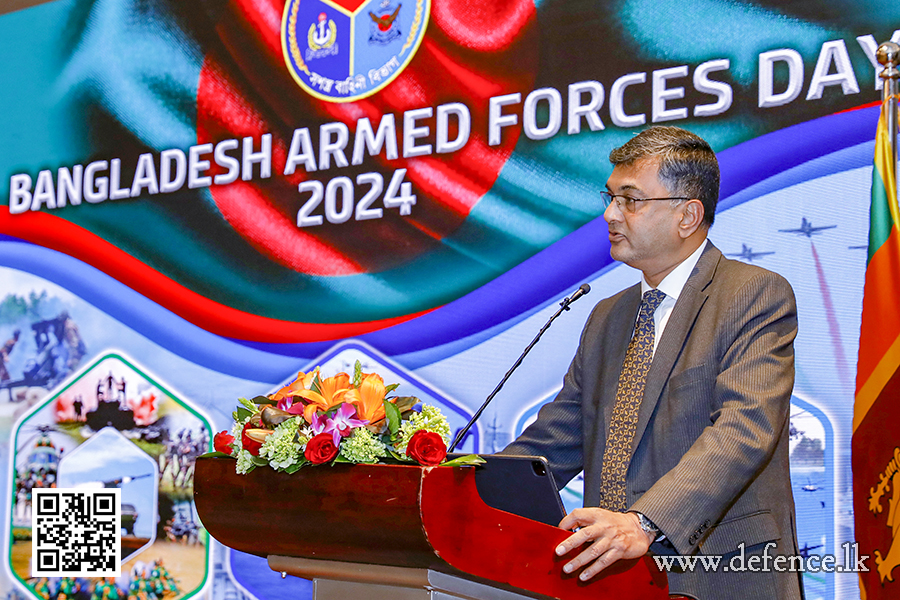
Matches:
[609,126,719,226]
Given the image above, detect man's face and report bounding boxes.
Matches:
[603,158,687,284]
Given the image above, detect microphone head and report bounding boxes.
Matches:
[579,283,591,295]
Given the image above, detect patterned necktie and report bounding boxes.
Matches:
[598,288,666,511]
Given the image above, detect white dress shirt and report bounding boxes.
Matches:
[639,238,708,357]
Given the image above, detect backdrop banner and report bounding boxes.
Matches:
[1,1,898,599]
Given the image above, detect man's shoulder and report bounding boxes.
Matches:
[579,282,641,331]
[704,251,796,312]
[716,253,791,285]
[704,245,794,292]
[592,281,641,310]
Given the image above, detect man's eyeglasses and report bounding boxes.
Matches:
[600,191,690,214]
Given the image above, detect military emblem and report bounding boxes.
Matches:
[869,447,900,583]
[281,0,430,103]
[368,1,401,45]
[307,12,338,61]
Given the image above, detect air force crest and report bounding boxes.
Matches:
[369,2,401,45]
[282,0,430,103]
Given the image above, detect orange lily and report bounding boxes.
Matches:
[297,372,352,423]
[269,369,318,403]
[344,372,387,425]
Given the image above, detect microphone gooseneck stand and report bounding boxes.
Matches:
[448,284,591,453]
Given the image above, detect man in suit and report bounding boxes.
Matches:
[503,126,803,599]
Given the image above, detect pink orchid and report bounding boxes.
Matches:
[276,395,306,415]
[310,403,368,446]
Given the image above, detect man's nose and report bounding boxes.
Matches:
[603,200,620,223]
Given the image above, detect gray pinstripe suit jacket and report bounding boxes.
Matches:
[504,243,803,600]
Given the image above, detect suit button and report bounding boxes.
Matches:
[703,520,710,528]
[689,535,697,544]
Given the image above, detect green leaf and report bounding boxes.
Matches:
[325,402,349,418]
[236,407,252,422]
[332,455,352,464]
[311,374,324,396]
[199,451,235,459]
[284,462,305,474]
[384,383,400,395]
[250,456,269,467]
[353,360,363,387]
[388,448,413,462]
[252,395,276,405]
[384,400,401,436]
[238,397,257,411]
[440,454,487,467]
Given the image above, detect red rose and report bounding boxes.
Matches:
[214,431,235,455]
[241,422,264,456]
[305,432,340,464]
[406,430,447,466]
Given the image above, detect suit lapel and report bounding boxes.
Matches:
[630,244,722,452]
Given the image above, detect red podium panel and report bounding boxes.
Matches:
[194,457,669,600]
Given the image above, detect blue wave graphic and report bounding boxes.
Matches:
[0,238,303,380]
[1,106,878,373]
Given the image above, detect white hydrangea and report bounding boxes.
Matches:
[396,404,451,456]
[259,417,307,471]
[230,419,246,453]
[235,449,256,475]
[339,428,388,464]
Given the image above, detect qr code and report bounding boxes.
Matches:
[32,488,121,577]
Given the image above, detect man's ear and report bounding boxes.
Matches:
[678,199,705,238]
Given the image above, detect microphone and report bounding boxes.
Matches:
[564,283,591,307]
[448,283,592,452]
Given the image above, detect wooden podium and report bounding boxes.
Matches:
[194,457,669,600]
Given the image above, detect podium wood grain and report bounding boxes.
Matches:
[194,456,669,599]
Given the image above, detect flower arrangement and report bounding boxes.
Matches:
[211,361,482,474]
